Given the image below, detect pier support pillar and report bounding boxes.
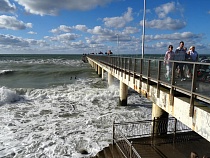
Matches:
[108,73,114,85]
[98,66,102,77]
[101,69,104,80]
[152,103,169,136]
[95,65,98,74]
[119,81,128,106]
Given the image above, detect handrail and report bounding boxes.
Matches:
[113,117,192,158]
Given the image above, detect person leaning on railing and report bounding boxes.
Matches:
[186,46,198,78]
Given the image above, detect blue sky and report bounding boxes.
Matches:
[0,0,210,55]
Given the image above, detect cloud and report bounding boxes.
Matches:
[0,0,16,13]
[73,25,88,32]
[50,25,72,34]
[0,34,47,48]
[140,17,186,30]
[103,7,133,28]
[155,2,176,18]
[145,32,202,42]
[0,15,32,30]
[46,33,80,42]
[122,27,139,35]
[87,26,114,35]
[28,31,37,34]
[15,0,114,16]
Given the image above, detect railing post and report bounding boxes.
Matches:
[189,63,197,117]
[170,61,175,106]
[147,60,151,94]
[173,118,177,144]
[124,58,126,79]
[157,60,161,97]
[152,117,156,144]
[113,120,115,145]
[129,58,132,81]
[133,58,136,84]
[139,59,143,91]
[130,141,133,158]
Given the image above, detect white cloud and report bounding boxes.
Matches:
[46,33,80,42]
[144,32,202,42]
[155,2,176,18]
[28,31,37,34]
[0,0,16,13]
[50,25,72,34]
[122,27,139,35]
[87,26,114,35]
[0,15,32,30]
[103,7,133,28]
[0,34,47,48]
[15,0,114,16]
[140,17,186,30]
[74,25,88,32]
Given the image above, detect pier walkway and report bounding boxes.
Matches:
[87,55,210,158]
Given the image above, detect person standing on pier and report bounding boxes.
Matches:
[164,45,174,81]
[174,41,187,81]
[186,46,198,78]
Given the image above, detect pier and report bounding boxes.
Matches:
[87,55,210,158]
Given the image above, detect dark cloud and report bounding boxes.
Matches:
[0,0,16,13]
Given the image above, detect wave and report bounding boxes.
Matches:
[0,70,14,75]
[0,87,24,106]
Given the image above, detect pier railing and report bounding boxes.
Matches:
[113,117,192,158]
[88,55,210,116]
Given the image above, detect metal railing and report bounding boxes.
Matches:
[113,117,192,158]
[88,55,210,117]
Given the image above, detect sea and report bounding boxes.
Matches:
[0,54,152,158]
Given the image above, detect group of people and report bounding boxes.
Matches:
[164,41,198,81]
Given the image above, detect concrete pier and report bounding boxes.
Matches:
[87,56,210,142]
[98,66,102,77]
[152,103,169,135]
[119,81,128,106]
[108,73,114,85]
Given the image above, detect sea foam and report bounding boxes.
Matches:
[0,78,152,157]
[0,87,23,105]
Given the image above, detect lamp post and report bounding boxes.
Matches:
[141,0,146,59]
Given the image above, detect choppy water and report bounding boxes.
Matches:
[0,54,152,158]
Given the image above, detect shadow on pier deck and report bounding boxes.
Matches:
[92,131,210,158]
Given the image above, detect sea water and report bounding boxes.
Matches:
[0,54,152,158]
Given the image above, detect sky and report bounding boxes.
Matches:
[0,0,210,55]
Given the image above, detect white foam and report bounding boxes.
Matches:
[0,69,14,74]
[0,87,23,105]
[0,78,152,157]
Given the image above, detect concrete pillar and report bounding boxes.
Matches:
[95,64,98,74]
[108,73,114,85]
[101,69,104,80]
[98,66,102,77]
[119,81,128,106]
[152,103,169,136]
